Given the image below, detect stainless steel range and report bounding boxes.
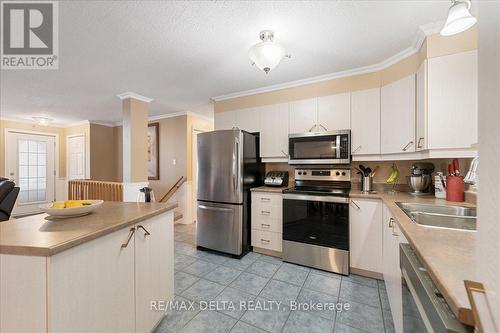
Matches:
[282,168,351,275]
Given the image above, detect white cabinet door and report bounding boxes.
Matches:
[50,226,136,333]
[317,93,351,131]
[135,212,174,333]
[289,98,318,134]
[235,107,260,132]
[428,50,478,149]
[351,88,381,155]
[416,61,427,151]
[382,207,404,333]
[259,103,289,159]
[215,110,237,130]
[381,74,416,154]
[349,198,383,274]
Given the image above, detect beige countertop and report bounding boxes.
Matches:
[0,201,177,257]
[251,186,290,193]
[350,190,476,325]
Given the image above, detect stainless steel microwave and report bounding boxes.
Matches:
[288,130,351,165]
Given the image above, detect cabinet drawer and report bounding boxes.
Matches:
[251,229,282,252]
[252,192,282,208]
[252,204,281,221]
[252,213,282,233]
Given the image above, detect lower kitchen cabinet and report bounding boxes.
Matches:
[349,198,383,275]
[382,205,408,333]
[251,192,283,253]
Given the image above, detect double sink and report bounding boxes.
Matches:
[396,202,476,231]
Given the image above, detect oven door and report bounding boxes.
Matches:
[288,130,350,164]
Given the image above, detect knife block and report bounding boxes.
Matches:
[446,176,465,202]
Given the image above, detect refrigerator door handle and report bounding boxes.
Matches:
[198,204,233,212]
[233,139,239,193]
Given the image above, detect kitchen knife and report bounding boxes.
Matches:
[452,159,460,176]
[448,164,454,176]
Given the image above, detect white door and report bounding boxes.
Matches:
[381,74,416,154]
[289,98,318,134]
[6,132,56,216]
[317,92,351,131]
[351,88,381,155]
[67,134,86,180]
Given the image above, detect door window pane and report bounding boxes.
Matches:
[18,139,49,203]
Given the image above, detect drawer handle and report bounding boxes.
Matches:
[260,198,271,202]
[350,200,360,210]
[137,225,151,236]
[402,141,414,151]
[260,239,270,244]
[261,223,271,228]
[261,210,271,215]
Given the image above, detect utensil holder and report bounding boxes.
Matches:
[362,176,373,193]
[446,176,464,202]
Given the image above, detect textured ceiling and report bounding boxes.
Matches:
[0,0,451,124]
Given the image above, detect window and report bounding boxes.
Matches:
[18,139,47,203]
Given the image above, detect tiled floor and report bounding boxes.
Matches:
[154,223,396,333]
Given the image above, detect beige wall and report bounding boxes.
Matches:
[0,119,91,179]
[89,124,116,181]
[214,29,477,113]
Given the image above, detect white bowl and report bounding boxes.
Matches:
[39,200,104,218]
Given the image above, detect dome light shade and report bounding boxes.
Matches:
[440,0,477,36]
[248,30,289,74]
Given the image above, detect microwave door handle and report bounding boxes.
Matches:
[336,135,341,159]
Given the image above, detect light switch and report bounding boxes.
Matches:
[172,159,176,165]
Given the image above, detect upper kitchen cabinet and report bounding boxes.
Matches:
[317,92,351,131]
[416,61,427,151]
[259,103,289,160]
[234,107,260,133]
[215,110,237,130]
[289,98,318,134]
[427,50,478,149]
[381,74,416,154]
[351,88,381,155]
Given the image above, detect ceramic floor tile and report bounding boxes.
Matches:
[199,251,231,265]
[340,280,380,308]
[174,232,192,242]
[229,272,270,296]
[259,254,283,265]
[403,314,427,333]
[296,287,338,320]
[273,263,310,286]
[181,279,225,302]
[336,299,384,333]
[204,265,242,285]
[174,254,198,271]
[342,274,379,288]
[303,272,341,296]
[155,296,200,333]
[379,285,391,311]
[333,323,370,333]
[240,297,290,333]
[383,308,395,333]
[223,256,259,271]
[243,252,262,261]
[309,268,343,280]
[245,260,281,278]
[282,311,334,333]
[259,279,301,303]
[214,287,256,319]
[181,260,219,277]
[180,310,237,333]
[174,271,200,294]
[229,321,267,333]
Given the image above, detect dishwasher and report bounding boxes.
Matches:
[400,244,473,333]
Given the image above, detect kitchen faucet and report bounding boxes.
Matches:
[464,156,479,187]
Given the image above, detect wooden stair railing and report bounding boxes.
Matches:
[68,180,123,202]
[159,176,186,203]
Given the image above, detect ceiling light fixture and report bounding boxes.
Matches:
[440,0,477,36]
[248,30,290,74]
[32,116,54,126]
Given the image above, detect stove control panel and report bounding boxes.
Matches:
[295,169,351,182]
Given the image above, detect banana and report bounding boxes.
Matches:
[386,165,399,184]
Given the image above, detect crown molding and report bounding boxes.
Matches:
[116,91,153,103]
[212,23,435,102]
[114,110,214,126]
[419,20,445,36]
[65,120,90,127]
[0,116,68,128]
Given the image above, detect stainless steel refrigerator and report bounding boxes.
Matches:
[196,129,264,256]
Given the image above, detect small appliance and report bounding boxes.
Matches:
[282,168,351,275]
[288,130,351,165]
[264,171,289,187]
[407,163,435,195]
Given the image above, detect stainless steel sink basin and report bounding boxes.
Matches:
[396,202,477,231]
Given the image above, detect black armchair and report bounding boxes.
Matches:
[0,178,20,222]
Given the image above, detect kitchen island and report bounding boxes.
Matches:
[0,201,177,333]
